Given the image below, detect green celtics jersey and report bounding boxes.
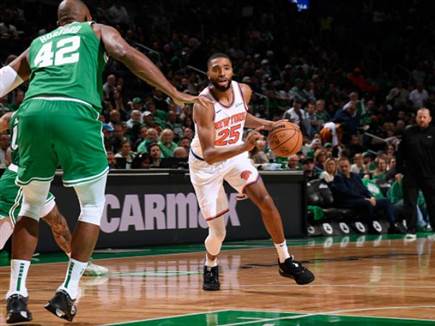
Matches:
[8,112,19,166]
[25,21,107,109]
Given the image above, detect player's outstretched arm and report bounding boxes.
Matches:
[0,49,30,98]
[194,99,262,164]
[239,83,274,130]
[95,24,202,106]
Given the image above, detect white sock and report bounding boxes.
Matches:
[57,258,88,300]
[205,255,218,267]
[274,241,290,263]
[6,259,30,298]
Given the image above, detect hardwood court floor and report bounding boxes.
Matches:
[1,235,435,325]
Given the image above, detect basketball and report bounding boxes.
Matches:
[267,121,303,157]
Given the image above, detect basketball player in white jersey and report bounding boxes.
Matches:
[190,53,314,290]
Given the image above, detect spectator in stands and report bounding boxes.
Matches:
[333,100,360,144]
[287,154,301,170]
[283,99,308,136]
[115,140,136,169]
[314,149,327,172]
[7,88,24,111]
[131,97,144,111]
[250,139,269,164]
[289,79,312,104]
[372,157,388,179]
[113,88,126,116]
[134,126,148,149]
[183,127,194,140]
[131,152,152,169]
[107,150,117,169]
[148,98,168,123]
[137,128,159,153]
[302,158,319,181]
[0,134,10,168]
[347,134,364,158]
[386,81,409,109]
[319,158,337,183]
[110,122,128,153]
[126,110,142,129]
[142,111,160,130]
[305,101,321,138]
[330,157,397,232]
[148,143,162,168]
[178,136,191,153]
[409,83,429,109]
[108,109,122,127]
[351,153,368,178]
[315,99,330,125]
[158,129,177,158]
[103,74,116,100]
[165,110,183,140]
[107,3,130,26]
[173,146,188,159]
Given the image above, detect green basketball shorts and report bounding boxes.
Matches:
[16,97,108,187]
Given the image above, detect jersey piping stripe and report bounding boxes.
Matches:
[31,96,93,108]
[62,166,109,187]
[237,83,249,112]
[8,188,23,225]
[16,175,55,186]
[190,149,205,161]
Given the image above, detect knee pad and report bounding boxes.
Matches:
[19,181,51,221]
[205,217,226,256]
[74,175,107,226]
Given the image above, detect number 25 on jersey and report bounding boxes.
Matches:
[215,124,242,146]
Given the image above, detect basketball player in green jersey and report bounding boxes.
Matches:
[0,112,108,273]
[0,0,207,323]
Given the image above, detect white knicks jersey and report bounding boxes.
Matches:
[190,81,248,160]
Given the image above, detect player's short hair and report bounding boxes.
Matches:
[207,53,231,68]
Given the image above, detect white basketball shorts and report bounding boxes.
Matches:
[189,151,259,221]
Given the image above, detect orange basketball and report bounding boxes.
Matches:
[267,121,303,157]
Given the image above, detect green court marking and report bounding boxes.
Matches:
[107,310,435,326]
[0,233,433,267]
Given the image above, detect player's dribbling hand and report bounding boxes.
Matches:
[244,127,264,151]
[268,119,290,131]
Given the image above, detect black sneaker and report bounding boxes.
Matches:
[6,294,32,324]
[44,290,77,322]
[203,265,220,291]
[278,257,315,285]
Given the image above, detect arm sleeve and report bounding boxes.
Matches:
[0,65,23,97]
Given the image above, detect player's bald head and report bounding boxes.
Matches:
[57,0,92,26]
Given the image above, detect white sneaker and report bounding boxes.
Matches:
[404,233,417,242]
[83,262,109,276]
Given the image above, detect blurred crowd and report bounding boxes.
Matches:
[1,0,435,191]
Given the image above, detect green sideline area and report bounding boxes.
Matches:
[0,233,433,267]
[107,309,435,326]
